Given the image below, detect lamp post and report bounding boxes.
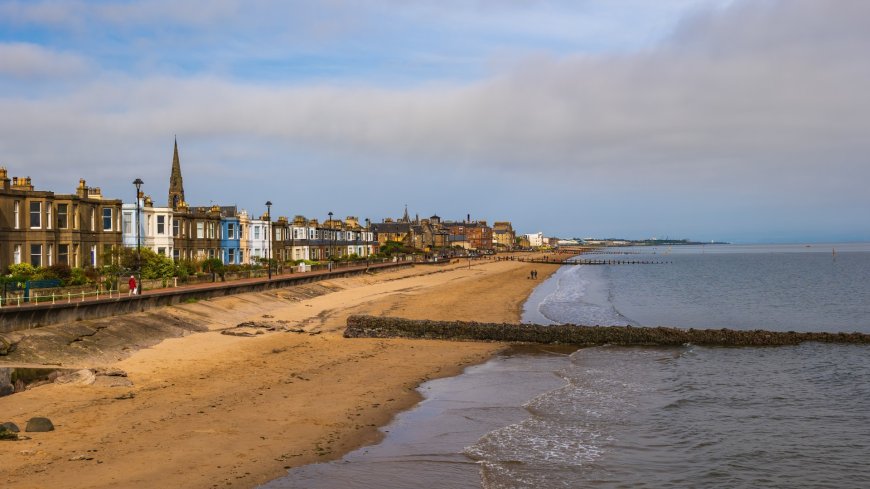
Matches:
[133,178,143,294]
[365,218,370,267]
[327,211,333,266]
[265,201,272,280]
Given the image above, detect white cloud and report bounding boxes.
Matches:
[0,42,90,79]
[1,0,868,239]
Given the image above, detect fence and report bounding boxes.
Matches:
[0,257,417,309]
[0,287,122,307]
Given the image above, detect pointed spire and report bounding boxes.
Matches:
[401,204,410,223]
[168,137,185,210]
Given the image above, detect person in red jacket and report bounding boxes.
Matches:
[128,275,137,296]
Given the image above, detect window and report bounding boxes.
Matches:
[14,201,20,229]
[173,249,180,261]
[58,244,69,265]
[196,222,204,239]
[90,245,97,266]
[13,244,22,264]
[47,244,53,266]
[208,223,215,239]
[228,223,235,239]
[208,249,215,259]
[57,204,69,229]
[173,219,179,237]
[123,212,133,235]
[158,247,166,256]
[103,208,113,231]
[228,248,236,264]
[31,244,42,267]
[254,226,260,240]
[30,202,42,228]
[157,215,165,235]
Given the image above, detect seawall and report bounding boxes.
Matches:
[343,315,870,346]
[0,263,413,333]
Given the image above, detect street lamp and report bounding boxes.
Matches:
[133,178,143,294]
[365,218,370,266]
[265,201,272,280]
[327,211,333,265]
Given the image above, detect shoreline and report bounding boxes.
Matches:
[266,343,576,489]
[0,255,562,488]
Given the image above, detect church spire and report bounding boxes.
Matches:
[168,137,185,210]
[401,204,410,223]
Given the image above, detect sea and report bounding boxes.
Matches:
[263,243,870,489]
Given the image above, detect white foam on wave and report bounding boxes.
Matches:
[531,265,631,326]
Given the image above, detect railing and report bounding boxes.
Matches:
[0,288,122,307]
[0,257,419,309]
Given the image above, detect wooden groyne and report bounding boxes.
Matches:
[343,315,870,347]
[566,259,670,265]
[495,256,669,265]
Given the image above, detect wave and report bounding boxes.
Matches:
[532,266,634,326]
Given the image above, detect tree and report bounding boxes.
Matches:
[7,263,37,280]
[201,258,225,282]
[140,249,176,280]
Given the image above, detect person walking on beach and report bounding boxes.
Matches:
[128,275,137,296]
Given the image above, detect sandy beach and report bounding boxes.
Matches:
[1,256,560,488]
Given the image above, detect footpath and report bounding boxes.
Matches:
[0,260,417,333]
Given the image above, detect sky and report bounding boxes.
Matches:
[1,0,868,243]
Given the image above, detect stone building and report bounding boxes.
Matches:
[492,221,516,250]
[0,168,122,270]
[440,218,493,251]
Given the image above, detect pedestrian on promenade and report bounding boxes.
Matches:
[128,275,137,296]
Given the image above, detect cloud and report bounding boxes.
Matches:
[0,42,90,79]
[1,0,868,239]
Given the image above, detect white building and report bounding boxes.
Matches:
[122,197,174,258]
[246,214,270,264]
[525,232,544,248]
[289,219,312,261]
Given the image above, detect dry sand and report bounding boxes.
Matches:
[0,256,561,488]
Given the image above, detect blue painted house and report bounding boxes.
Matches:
[220,213,241,265]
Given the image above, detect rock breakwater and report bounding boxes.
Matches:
[344,315,870,346]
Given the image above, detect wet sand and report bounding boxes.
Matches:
[0,256,560,489]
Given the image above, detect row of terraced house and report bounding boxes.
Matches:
[0,141,517,271]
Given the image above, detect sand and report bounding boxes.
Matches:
[0,256,561,489]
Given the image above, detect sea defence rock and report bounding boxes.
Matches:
[343,315,870,347]
[0,425,18,441]
[25,417,55,432]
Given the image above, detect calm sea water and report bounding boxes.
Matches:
[267,243,870,488]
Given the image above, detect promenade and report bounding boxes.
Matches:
[0,260,419,332]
